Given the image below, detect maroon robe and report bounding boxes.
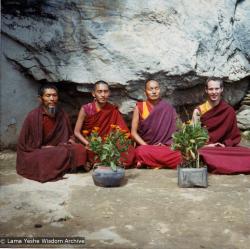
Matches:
[82,102,135,167]
[199,100,250,174]
[200,100,241,146]
[16,106,86,182]
[135,100,182,169]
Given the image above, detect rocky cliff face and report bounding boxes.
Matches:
[1,0,250,147]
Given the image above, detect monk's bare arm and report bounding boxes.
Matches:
[131,106,147,145]
[192,108,201,124]
[74,107,90,148]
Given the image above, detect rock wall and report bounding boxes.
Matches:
[237,90,250,130]
[1,0,250,148]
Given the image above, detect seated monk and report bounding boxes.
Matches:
[192,77,250,174]
[16,84,86,183]
[74,80,135,169]
[131,79,182,169]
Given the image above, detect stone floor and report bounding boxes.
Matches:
[0,150,250,249]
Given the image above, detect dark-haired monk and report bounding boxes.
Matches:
[131,80,182,169]
[16,84,86,183]
[192,77,250,174]
[74,81,135,169]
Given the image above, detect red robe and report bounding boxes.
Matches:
[82,102,135,167]
[199,100,250,174]
[135,100,182,169]
[16,106,86,182]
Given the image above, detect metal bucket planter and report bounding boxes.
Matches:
[92,165,125,187]
[178,166,208,188]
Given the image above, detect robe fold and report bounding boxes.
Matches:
[82,102,135,167]
[16,106,86,182]
[199,147,250,174]
[198,100,250,174]
[200,100,241,146]
[135,100,182,168]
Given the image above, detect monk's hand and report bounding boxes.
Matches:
[41,145,54,148]
[85,142,90,150]
[204,143,225,148]
[155,143,164,146]
[215,142,225,147]
[67,138,76,144]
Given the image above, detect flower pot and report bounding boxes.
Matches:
[177,166,208,188]
[92,165,125,187]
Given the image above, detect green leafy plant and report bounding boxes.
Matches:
[84,125,131,171]
[172,122,209,168]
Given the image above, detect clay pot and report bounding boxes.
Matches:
[92,165,125,187]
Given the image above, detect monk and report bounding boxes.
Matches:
[131,79,182,169]
[74,80,135,169]
[16,84,86,183]
[192,77,250,174]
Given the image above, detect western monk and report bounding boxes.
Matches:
[192,77,250,174]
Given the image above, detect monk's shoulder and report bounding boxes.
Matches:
[109,102,117,107]
[82,102,92,109]
[107,102,126,113]
[161,100,175,110]
[82,102,96,116]
[136,101,144,104]
[136,101,144,108]
[25,107,40,120]
[221,100,235,113]
[82,102,92,112]
[161,99,171,105]
[19,107,40,130]
[105,102,118,110]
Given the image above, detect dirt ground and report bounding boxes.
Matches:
[0,149,250,249]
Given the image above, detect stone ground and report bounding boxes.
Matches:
[0,147,250,249]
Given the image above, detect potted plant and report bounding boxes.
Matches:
[172,122,209,188]
[84,125,131,187]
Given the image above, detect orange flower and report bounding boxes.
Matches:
[115,125,121,131]
[93,127,100,132]
[110,124,117,129]
[82,130,90,136]
[121,129,127,133]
